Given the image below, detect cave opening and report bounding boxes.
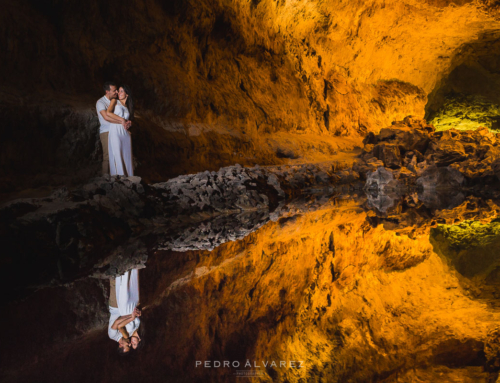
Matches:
[425,31,500,132]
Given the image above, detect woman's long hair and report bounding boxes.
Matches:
[120,84,134,120]
[131,321,145,355]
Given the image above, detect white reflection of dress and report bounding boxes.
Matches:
[108,268,140,342]
[108,100,133,176]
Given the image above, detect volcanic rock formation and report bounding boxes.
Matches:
[355,116,500,194]
[4,0,500,382]
[4,0,500,198]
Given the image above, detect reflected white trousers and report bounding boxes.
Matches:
[116,268,140,315]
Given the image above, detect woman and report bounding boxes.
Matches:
[130,326,144,351]
[106,85,134,177]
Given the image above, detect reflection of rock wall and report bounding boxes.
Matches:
[433,220,500,276]
[5,198,500,382]
[0,160,347,300]
[1,164,282,300]
[431,220,500,312]
[0,278,108,379]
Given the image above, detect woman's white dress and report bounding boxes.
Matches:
[108,268,140,341]
[108,101,134,177]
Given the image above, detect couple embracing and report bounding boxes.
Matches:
[96,82,135,177]
[108,268,144,355]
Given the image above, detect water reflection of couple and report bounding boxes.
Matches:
[108,268,143,355]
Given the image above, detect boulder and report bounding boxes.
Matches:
[426,140,467,166]
[416,165,465,190]
[371,143,402,169]
[365,167,401,191]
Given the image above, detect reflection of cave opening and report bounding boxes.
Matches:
[432,219,500,278]
[425,32,500,132]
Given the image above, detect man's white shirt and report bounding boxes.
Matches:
[108,306,140,341]
[96,95,111,134]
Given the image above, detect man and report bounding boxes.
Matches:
[96,82,122,175]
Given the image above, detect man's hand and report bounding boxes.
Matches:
[133,307,141,318]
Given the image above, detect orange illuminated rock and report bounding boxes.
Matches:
[4,0,500,195]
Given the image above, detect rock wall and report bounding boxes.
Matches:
[6,0,500,195]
